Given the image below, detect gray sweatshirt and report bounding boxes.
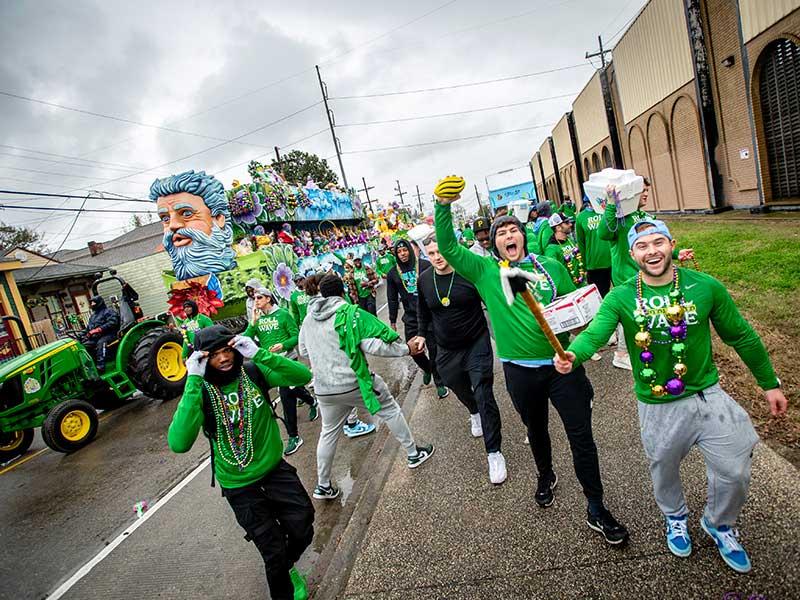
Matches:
[298,295,409,395]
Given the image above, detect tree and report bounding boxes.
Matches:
[0,222,47,253]
[271,150,339,187]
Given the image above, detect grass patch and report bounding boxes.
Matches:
[663,214,800,465]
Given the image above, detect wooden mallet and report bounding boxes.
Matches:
[499,265,568,361]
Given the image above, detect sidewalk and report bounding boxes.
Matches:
[329,353,800,599]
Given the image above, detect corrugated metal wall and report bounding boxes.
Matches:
[97,252,172,318]
[552,114,573,168]
[613,0,695,123]
[540,138,555,178]
[572,72,609,153]
[740,0,800,42]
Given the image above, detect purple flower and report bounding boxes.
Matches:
[229,186,264,225]
[273,263,295,300]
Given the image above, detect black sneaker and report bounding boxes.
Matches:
[535,471,558,508]
[586,507,629,545]
[312,484,340,500]
[407,444,435,469]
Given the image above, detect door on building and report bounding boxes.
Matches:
[758,38,800,203]
[0,298,19,360]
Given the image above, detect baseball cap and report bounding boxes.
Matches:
[473,216,491,232]
[548,213,564,227]
[627,219,673,249]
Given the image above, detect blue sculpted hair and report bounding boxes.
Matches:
[149,170,229,219]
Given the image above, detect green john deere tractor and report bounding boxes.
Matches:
[0,273,187,461]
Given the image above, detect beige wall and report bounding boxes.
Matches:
[97,252,172,318]
[613,0,695,123]
[572,71,609,153]
[540,138,555,179]
[2,249,54,268]
[552,114,573,168]
[740,0,800,42]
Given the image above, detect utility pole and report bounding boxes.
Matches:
[585,35,611,68]
[414,185,424,213]
[316,65,349,192]
[358,177,375,213]
[274,146,284,178]
[394,180,407,206]
[474,183,484,213]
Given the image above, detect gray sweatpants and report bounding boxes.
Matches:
[316,373,416,487]
[638,384,759,527]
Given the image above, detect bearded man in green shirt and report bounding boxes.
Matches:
[434,189,629,546]
[289,273,311,327]
[168,326,314,600]
[555,219,787,574]
[374,244,396,279]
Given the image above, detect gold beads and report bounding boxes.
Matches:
[651,384,667,397]
[666,304,685,323]
[673,362,688,377]
[634,331,652,348]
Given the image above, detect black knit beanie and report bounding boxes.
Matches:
[489,215,528,258]
[319,273,345,298]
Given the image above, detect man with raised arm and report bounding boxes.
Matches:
[433,185,629,545]
[555,219,787,573]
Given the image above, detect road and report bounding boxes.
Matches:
[0,286,409,600]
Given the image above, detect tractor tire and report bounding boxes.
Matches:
[216,316,247,334]
[128,327,187,400]
[0,428,34,462]
[42,400,98,453]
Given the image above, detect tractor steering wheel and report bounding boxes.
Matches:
[61,329,84,341]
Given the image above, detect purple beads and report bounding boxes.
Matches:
[669,322,688,339]
[665,378,686,396]
[640,350,654,363]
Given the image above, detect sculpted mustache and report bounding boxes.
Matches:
[164,227,214,245]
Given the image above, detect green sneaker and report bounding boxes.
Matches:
[290,566,308,600]
[284,436,303,456]
[422,371,432,385]
[308,401,319,422]
[437,386,449,399]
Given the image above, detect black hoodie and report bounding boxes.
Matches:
[87,295,120,336]
[386,240,431,327]
[193,325,243,386]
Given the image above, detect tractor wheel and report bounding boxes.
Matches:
[42,400,98,453]
[0,428,34,462]
[128,327,187,400]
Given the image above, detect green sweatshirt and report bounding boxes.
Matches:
[375,253,396,277]
[353,266,374,298]
[599,202,652,286]
[536,221,554,258]
[243,307,298,353]
[167,349,312,488]
[289,290,309,326]
[568,268,780,403]
[435,202,576,361]
[575,208,612,270]
[177,314,214,358]
[544,237,584,287]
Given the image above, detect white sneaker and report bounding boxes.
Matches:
[488,451,507,485]
[607,332,618,346]
[590,352,602,361]
[524,435,529,444]
[612,352,632,371]
[470,413,483,438]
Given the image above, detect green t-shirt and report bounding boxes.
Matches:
[177,314,214,358]
[575,208,612,270]
[435,203,576,361]
[289,290,310,326]
[243,307,298,353]
[561,203,576,219]
[375,254,396,277]
[544,237,585,287]
[568,268,779,404]
[168,349,312,488]
[525,221,539,254]
[536,221,554,258]
[599,202,652,286]
[353,267,373,298]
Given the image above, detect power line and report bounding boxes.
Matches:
[25,194,91,280]
[600,0,641,38]
[0,189,151,203]
[0,204,156,214]
[0,151,142,173]
[337,92,578,127]
[0,143,147,170]
[0,165,153,185]
[607,7,642,45]
[341,123,554,154]
[330,63,591,99]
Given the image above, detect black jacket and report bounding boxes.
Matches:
[386,241,431,326]
[87,296,120,336]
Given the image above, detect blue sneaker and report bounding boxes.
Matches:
[343,420,376,438]
[701,517,751,573]
[665,515,692,557]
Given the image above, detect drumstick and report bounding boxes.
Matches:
[519,289,568,361]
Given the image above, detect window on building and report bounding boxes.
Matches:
[592,152,601,173]
[759,38,800,201]
[584,158,591,176]
[602,146,612,169]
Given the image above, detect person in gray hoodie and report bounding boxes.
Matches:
[298,273,435,501]
[244,277,264,318]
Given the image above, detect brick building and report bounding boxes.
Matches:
[532,0,800,212]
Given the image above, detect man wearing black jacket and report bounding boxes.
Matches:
[414,235,506,484]
[386,239,447,398]
[82,295,120,372]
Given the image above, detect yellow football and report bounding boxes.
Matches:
[434,175,466,199]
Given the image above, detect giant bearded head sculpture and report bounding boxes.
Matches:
[150,170,237,281]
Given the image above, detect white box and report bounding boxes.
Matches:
[542,284,603,334]
[582,168,644,216]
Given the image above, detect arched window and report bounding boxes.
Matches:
[758,38,800,200]
[584,157,591,176]
[602,146,612,169]
[592,152,601,173]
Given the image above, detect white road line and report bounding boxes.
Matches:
[48,457,211,599]
[377,302,388,314]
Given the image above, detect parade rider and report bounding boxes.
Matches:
[82,295,120,373]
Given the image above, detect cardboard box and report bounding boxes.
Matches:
[542,284,602,334]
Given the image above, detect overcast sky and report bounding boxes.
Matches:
[0,0,645,250]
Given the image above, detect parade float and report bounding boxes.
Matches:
[152,164,413,327]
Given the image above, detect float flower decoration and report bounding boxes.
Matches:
[272,262,295,300]
[227,182,264,226]
[167,281,224,317]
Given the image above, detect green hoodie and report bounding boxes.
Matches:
[567,268,779,403]
[243,307,298,353]
[289,290,310,326]
[167,348,312,488]
[598,201,652,286]
[435,202,575,361]
[375,253,396,278]
[575,208,612,270]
